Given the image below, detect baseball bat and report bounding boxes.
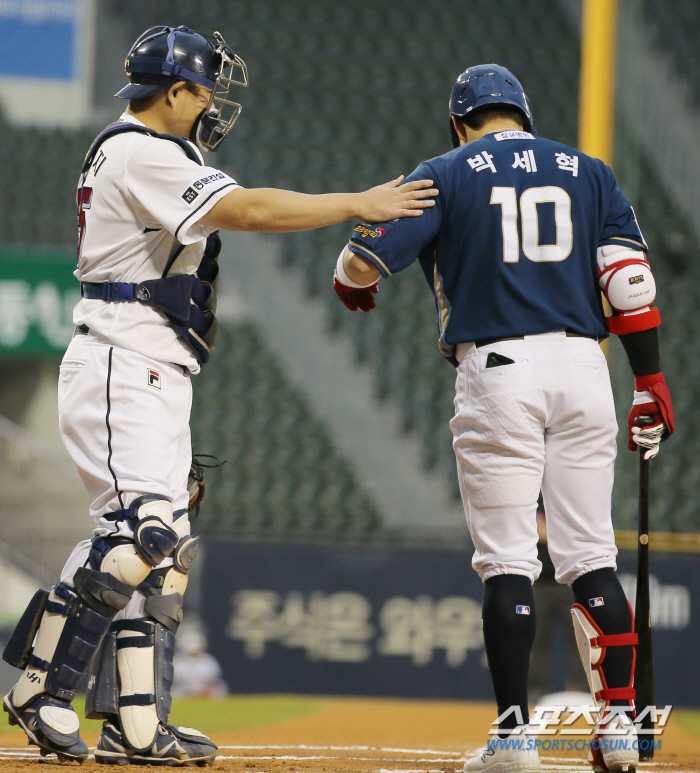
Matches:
[634,415,655,761]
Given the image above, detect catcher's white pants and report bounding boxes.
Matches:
[451,331,618,586]
[57,332,193,615]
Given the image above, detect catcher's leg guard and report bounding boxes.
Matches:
[3,568,134,761]
[571,603,638,772]
[89,534,217,765]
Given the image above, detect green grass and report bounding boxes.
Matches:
[0,695,326,735]
[675,709,700,741]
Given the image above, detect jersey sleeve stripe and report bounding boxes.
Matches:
[348,243,393,276]
[433,261,454,356]
[599,236,646,251]
[174,182,239,240]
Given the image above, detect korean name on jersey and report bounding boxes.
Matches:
[348,130,646,364]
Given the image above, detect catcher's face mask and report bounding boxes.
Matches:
[191,31,249,152]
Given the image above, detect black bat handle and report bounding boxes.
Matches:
[634,415,655,759]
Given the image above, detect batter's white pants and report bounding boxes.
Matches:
[451,331,618,586]
[56,332,193,617]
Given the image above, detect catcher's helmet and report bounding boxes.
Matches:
[448,64,534,147]
[116,25,248,151]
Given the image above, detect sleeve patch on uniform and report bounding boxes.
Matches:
[192,171,226,190]
[353,224,385,239]
[181,187,199,205]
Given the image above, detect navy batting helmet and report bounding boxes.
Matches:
[116,25,249,151]
[448,64,534,147]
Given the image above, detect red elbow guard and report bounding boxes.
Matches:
[606,307,660,335]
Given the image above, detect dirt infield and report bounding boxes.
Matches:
[0,697,698,772]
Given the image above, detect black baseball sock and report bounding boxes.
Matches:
[483,574,536,736]
[572,568,634,711]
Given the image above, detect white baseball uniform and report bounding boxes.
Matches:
[58,112,237,594]
[451,332,619,586]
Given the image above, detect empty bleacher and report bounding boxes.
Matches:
[643,0,700,109]
[1,0,699,535]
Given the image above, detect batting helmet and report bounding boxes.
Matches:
[448,64,535,147]
[116,25,249,151]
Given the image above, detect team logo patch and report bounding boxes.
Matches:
[147,368,161,389]
[628,274,644,285]
[589,597,605,607]
[515,605,530,615]
[353,224,384,239]
[181,186,199,205]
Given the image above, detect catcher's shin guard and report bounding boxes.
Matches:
[571,603,639,772]
[2,568,134,761]
[88,535,215,762]
[7,568,134,706]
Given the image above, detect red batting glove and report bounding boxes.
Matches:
[628,372,674,456]
[333,276,378,312]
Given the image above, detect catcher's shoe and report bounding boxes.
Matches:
[3,688,88,762]
[588,713,638,773]
[464,725,540,773]
[95,720,217,766]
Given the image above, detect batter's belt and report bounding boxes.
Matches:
[474,328,601,348]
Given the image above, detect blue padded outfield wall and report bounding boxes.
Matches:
[202,541,697,707]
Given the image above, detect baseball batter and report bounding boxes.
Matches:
[334,65,674,773]
[2,25,436,765]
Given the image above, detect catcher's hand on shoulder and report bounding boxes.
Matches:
[628,373,674,459]
[333,276,378,312]
[358,175,438,223]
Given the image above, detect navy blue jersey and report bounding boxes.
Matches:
[348,130,646,365]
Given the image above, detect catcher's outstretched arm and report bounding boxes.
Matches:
[199,177,437,233]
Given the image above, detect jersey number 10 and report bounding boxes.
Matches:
[490,185,573,263]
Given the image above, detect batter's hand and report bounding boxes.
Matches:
[628,373,674,459]
[357,176,438,223]
[333,277,378,312]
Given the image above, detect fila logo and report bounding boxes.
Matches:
[147,369,161,389]
[515,605,530,615]
[589,597,605,607]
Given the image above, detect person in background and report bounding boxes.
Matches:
[173,617,228,698]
